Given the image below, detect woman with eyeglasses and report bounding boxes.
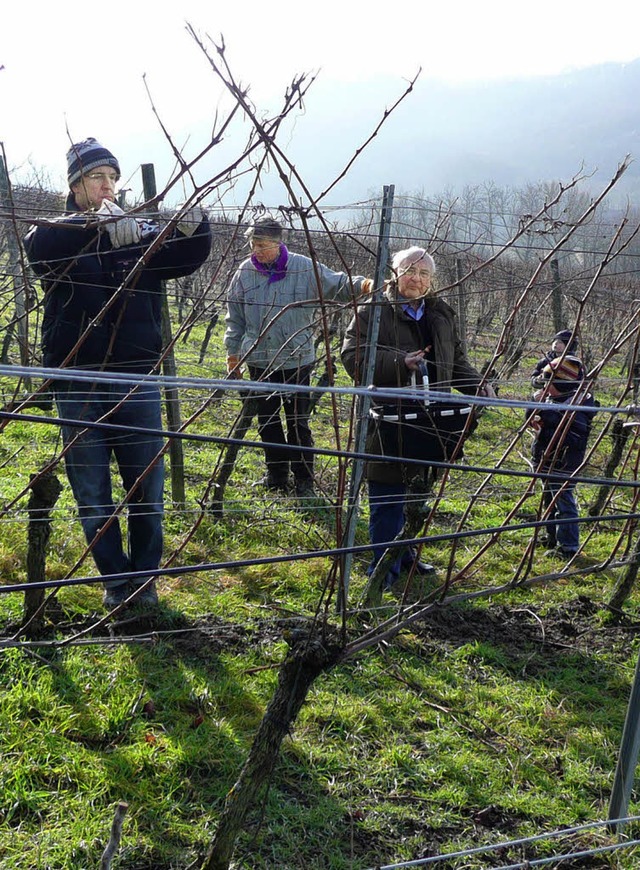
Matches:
[341,246,495,591]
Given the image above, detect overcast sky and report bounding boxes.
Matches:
[3,0,639,203]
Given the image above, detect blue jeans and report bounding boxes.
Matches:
[368,481,417,587]
[543,480,579,553]
[55,381,164,588]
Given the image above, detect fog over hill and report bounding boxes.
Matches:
[264,58,640,207]
[19,59,636,213]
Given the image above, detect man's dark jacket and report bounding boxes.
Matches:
[25,201,211,373]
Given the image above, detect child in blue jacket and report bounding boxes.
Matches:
[529,355,597,557]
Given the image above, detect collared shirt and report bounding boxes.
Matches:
[401,301,425,320]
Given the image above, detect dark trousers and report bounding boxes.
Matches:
[248,365,314,484]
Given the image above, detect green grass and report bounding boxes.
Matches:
[1,321,640,868]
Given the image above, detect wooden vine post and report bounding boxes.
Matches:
[141,163,186,508]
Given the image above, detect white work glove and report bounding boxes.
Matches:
[175,204,206,238]
[96,200,142,248]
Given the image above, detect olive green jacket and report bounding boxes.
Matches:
[341,288,482,483]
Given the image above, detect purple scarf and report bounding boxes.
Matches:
[251,243,289,283]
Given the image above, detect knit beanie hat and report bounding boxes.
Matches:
[533,355,585,393]
[553,329,578,353]
[66,138,121,187]
[244,215,283,241]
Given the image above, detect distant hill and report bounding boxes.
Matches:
[263,59,640,205]
[56,59,637,213]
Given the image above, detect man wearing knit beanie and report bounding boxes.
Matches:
[61,138,150,247]
[66,138,121,187]
[25,138,212,611]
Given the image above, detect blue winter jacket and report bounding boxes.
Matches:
[532,392,598,473]
[25,200,211,374]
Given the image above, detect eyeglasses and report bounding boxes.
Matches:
[402,267,431,280]
[84,172,119,184]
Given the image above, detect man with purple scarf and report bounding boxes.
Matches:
[224,216,369,498]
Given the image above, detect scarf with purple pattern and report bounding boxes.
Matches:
[251,243,289,283]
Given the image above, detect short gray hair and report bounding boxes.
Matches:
[391,246,436,276]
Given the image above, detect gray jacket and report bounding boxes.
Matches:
[224,251,365,372]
